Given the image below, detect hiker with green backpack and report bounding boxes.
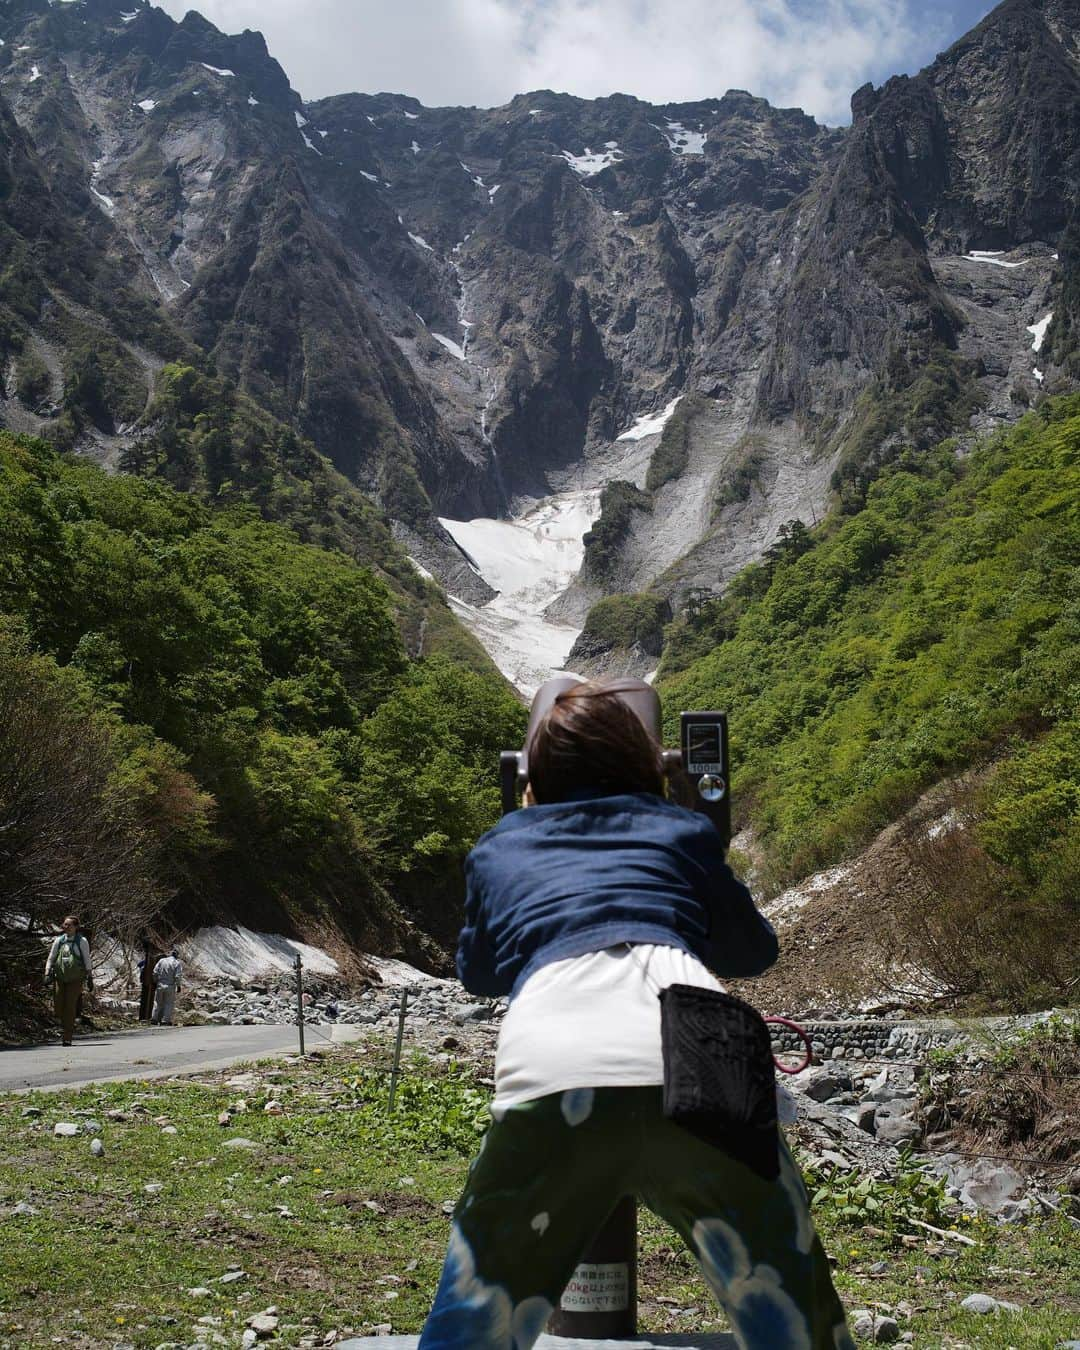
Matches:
[44,915,94,1046]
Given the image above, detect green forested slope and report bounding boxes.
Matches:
[0,432,526,960]
[659,397,1079,990]
[124,362,494,673]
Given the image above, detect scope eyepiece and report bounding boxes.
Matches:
[498,679,732,846]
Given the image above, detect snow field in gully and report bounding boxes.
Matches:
[438,399,684,694]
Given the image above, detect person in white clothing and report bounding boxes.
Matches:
[151,949,183,1025]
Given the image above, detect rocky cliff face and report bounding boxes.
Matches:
[0,0,1076,667]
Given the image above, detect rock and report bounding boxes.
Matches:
[801,1066,854,1102]
[21,1106,42,1118]
[53,1122,79,1137]
[851,1309,900,1342]
[223,1138,259,1150]
[12,1201,37,1216]
[188,1286,214,1298]
[955,1158,1027,1216]
[217,1270,246,1284]
[851,1310,874,1339]
[453,1003,491,1025]
[960,1292,1020,1314]
[872,1107,920,1146]
[161,1125,178,1135]
[247,1311,280,1337]
[89,1138,104,1157]
[264,1101,283,1115]
[855,1103,877,1135]
[241,1332,258,1349]
[144,1182,164,1194]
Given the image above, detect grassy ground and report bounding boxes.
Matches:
[0,1044,1076,1348]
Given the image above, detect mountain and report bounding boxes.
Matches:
[0,0,1075,660]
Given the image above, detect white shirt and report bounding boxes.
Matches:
[153,955,183,988]
[491,943,723,1114]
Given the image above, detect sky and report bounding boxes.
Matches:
[155,0,1001,126]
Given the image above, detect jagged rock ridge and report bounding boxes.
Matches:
[0,0,1076,660]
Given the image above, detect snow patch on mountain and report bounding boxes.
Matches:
[662,120,706,154]
[963,250,1027,269]
[201,63,235,77]
[764,864,854,929]
[432,333,466,360]
[439,490,601,695]
[89,159,114,212]
[1027,312,1053,351]
[561,144,623,175]
[617,394,682,441]
[182,925,339,980]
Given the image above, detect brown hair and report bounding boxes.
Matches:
[62,915,79,928]
[527,681,665,804]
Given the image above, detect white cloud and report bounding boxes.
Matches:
[154,0,954,124]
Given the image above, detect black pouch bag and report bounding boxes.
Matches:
[659,983,779,1180]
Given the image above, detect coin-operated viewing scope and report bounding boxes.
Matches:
[499,676,731,846]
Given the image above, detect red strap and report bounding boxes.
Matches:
[764,1016,813,1074]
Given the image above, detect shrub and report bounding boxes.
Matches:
[581,480,652,582]
[577,592,671,655]
[714,432,767,511]
[645,393,707,492]
[14,346,51,410]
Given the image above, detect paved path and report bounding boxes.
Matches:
[0,1022,360,1093]
[340,1338,735,1348]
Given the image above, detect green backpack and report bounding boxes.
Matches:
[54,936,86,985]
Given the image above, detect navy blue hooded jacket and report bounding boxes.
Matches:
[457,791,778,999]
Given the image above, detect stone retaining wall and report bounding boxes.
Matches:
[768,1019,969,1063]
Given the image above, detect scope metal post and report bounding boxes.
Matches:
[294,951,305,1056]
[548,1196,637,1338]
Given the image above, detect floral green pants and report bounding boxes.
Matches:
[419,1086,853,1349]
